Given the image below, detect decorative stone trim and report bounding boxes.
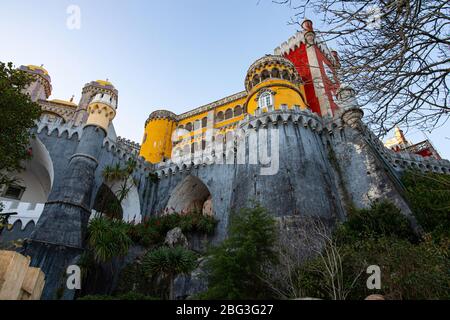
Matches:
[82,81,118,99]
[145,110,178,126]
[36,116,83,140]
[359,124,450,175]
[273,31,339,68]
[38,100,77,123]
[246,55,295,76]
[177,91,247,121]
[69,153,99,165]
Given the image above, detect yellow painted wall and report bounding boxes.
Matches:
[177,96,247,129]
[173,96,247,142]
[139,66,310,164]
[140,118,176,164]
[86,103,116,132]
[246,80,307,116]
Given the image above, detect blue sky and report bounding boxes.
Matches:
[1,0,449,159]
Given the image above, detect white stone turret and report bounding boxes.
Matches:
[85,93,117,132]
[338,85,364,130]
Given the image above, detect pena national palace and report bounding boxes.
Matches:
[0,20,449,300]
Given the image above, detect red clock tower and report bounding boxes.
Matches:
[275,20,341,117]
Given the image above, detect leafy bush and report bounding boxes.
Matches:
[402,170,450,242]
[298,236,450,300]
[335,200,418,245]
[87,217,132,263]
[201,204,278,300]
[0,62,41,187]
[128,211,218,248]
[295,201,449,300]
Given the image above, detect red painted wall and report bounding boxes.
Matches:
[283,43,340,116]
[283,44,322,115]
[314,47,340,115]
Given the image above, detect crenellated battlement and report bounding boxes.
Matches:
[33,116,153,178]
[361,124,450,175]
[274,31,339,68]
[154,107,329,178]
[0,200,44,229]
[36,115,83,140]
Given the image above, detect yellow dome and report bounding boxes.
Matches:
[27,65,49,76]
[94,79,114,87]
[244,55,307,115]
[245,55,301,92]
[50,99,77,108]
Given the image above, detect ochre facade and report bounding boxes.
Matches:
[140,54,310,164]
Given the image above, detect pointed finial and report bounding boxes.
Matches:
[40,64,44,68]
[70,95,75,103]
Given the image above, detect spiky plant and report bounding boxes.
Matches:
[87,217,132,263]
[142,246,197,300]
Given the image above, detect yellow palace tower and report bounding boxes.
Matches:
[139,55,308,164]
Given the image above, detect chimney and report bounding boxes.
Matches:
[301,19,314,32]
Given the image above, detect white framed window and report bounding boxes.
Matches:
[1,184,25,200]
[258,92,273,109]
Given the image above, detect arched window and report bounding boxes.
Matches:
[252,75,260,86]
[225,108,233,120]
[291,74,297,82]
[191,142,200,153]
[258,92,273,109]
[271,68,280,78]
[234,105,243,116]
[178,125,184,130]
[261,70,270,81]
[202,117,208,128]
[216,111,224,122]
[185,122,193,132]
[194,119,201,130]
[202,140,206,150]
[282,70,290,80]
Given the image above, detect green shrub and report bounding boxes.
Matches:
[87,217,132,263]
[128,211,218,248]
[295,200,449,300]
[298,236,450,300]
[202,204,278,300]
[142,246,197,300]
[335,200,417,245]
[402,170,450,242]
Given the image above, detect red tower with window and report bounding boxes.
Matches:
[275,20,341,117]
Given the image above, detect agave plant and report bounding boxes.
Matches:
[87,217,132,263]
[142,246,197,300]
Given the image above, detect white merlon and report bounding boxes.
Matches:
[274,32,306,56]
[90,93,117,110]
[1,200,44,229]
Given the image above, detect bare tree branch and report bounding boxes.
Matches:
[275,0,450,136]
